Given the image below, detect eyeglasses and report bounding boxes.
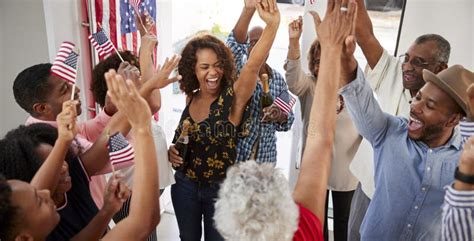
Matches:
[399,54,436,69]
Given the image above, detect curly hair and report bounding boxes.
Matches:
[214,160,299,241]
[0,175,18,241]
[307,39,321,76]
[178,34,235,96]
[91,51,139,107]
[0,124,76,182]
[13,63,53,116]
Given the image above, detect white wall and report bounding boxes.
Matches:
[0,0,49,136]
[399,0,474,69]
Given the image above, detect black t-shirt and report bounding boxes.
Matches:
[46,157,99,241]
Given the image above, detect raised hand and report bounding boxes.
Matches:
[136,10,155,37]
[309,0,357,48]
[261,104,287,123]
[57,100,78,142]
[117,61,141,87]
[105,69,151,128]
[141,33,158,55]
[288,16,303,41]
[244,0,257,9]
[466,84,474,121]
[146,55,182,90]
[256,0,280,25]
[102,174,131,215]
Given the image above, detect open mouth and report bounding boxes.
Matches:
[403,72,416,83]
[408,115,424,132]
[206,77,219,90]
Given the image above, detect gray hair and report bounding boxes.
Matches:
[415,34,451,64]
[214,160,299,241]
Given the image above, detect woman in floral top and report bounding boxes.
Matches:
[167,1,280,240]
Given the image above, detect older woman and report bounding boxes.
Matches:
[213,0,357,240]
[167,1,280,240]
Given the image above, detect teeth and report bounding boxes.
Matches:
[207,78,218,82]
[410,117,421,124]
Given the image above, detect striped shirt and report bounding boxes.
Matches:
[442,185,474,241]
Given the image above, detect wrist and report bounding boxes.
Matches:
[99,206,116,219]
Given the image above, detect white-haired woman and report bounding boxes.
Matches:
[213,0,358,240]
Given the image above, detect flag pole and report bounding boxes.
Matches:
[70,47,80,100]
[97,22,125,62]
[133,6,148,34]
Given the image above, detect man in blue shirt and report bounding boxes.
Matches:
[339,43,474,240]
[226,0,294,164]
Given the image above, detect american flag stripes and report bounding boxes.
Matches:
[90,0,157,55]
[51,41,79,85]
[274,90,296,114]
[108,132,135,165]
[89,29,115,59]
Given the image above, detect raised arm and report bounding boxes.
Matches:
[79,57,180,177]
[292,0,357,222]
[30,100,77,192]
[285,16,314,96]
[230,0,280,126]
[354,0,383,69]
[233,0,257,43]
[102,70,160,241]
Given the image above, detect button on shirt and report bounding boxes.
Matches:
[340,68,465,241]
[226,31,294,163]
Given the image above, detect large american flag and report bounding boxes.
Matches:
[108,132,135,165]
[51,41,79,85]
[274,90,297,114]
[89,29,115,59]
[91,0,157,55]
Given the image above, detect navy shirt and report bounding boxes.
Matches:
[47,157,99,241]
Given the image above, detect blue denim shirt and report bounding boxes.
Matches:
[340,68,463,241]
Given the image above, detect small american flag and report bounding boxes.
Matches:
[51,41,79,85]
[108,132,135,165]
[129,0,141,11]
[274,90,296,114]
[89,29,115,59]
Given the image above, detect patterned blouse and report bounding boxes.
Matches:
[173,85,250,183]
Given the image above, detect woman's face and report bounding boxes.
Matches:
[194,48,224,96]
[36,143,72,198]
[8,180,59,239]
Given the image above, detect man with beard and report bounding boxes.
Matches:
[338,14,474,237]
[347,1,452,240]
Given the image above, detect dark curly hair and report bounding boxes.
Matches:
[91,51,139,107]
[178,34,235,96]
[307,39,321,76]
[13,63,53,116]
[0,124,76,182]
[0,174,18,241]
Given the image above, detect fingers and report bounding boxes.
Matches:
[347,0,358,33]
[116,180,131,200]
[168,145,183,165]
[309,11,322,27]
[327,0,336,13]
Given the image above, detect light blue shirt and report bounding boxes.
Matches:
[340,68,463,241]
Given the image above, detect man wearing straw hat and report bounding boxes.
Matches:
[339,38,474,241]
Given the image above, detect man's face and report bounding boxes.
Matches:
[43,75,82,119]
[407,82,460,145]
[402,41,443,93]
[248,27,264,55]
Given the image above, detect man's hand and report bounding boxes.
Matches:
[105,69,151,128]
[57,100,78,142]
[261,104,288,123]
[288,16,303,42]
[466,84,474,121]
[102,174,131,215]
[309,0,357,49]
[256,0,280,25]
